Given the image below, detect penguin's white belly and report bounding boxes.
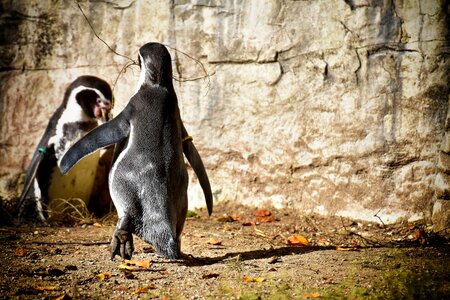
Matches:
[48,151,100,204]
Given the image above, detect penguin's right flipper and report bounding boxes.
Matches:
[17,112,60,220]
[16,151,45,219]
[181,123,213,216]
[60,108,131,174]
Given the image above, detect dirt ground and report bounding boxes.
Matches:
[0,202,449,299]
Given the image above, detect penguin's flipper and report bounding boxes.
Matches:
[17,113,58,218]
[181,123,213,216]
[60,109,131,174]
[16,151,45,217]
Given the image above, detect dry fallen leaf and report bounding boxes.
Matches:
[118,259,151,271]
[243,277,265,282]
[14,247,26,257]
[34,286,58,291]
[96,273,112,280]
[255,209,271,217]
[287,234,309,246]
[131,284,156,294]
[206,238,222,245]
[304,292,321,298]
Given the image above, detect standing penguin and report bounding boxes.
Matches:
[18,76,113,222]
[60,42,213,260]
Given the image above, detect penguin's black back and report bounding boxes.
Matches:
[115,85,186,235]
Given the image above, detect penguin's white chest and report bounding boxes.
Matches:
[47,151,100,211]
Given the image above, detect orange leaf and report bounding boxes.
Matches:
[287,234,309,246]
[131,284,156,294]
[34,286,58,291]
[255,209,271,217]
[14,247,26,257]
[118,259,151,271]
[304,292,321,298]
[206,238,222,245]
[336,246,361,252]
[96,273,112,280]
[243,277,265,282]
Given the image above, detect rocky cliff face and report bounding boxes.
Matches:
[1,0,449,228]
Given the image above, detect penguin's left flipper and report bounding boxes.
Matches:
[181,123,213,216]
[60,108,131,174]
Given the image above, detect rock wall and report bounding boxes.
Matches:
[0,0,449,228]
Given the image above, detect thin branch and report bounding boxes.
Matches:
[76,0,214,93]
[75,0,136,64]
[374,208,387,230]
[111,60,139,94]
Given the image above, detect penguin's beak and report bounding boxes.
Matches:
[95,98,112,123]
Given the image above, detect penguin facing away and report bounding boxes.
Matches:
[60,42,213,259]
[18,76,113,222]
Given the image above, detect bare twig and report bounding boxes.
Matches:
[374,208,387,230]
[76,0,213,92]
[164,43,213,90]
[75,0,136,64]
[111,60,139,94]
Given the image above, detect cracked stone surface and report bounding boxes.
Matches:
[0,0,449,228]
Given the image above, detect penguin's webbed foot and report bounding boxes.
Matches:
[110,217,134,260]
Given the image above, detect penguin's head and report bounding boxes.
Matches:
[137,42,173,87]
[65,76,114,123]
